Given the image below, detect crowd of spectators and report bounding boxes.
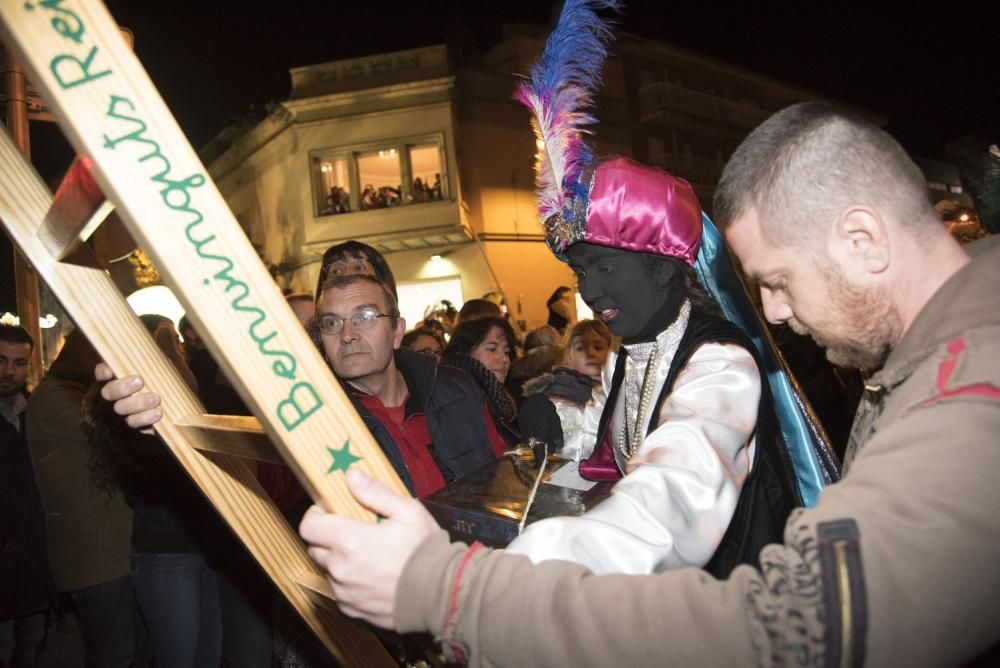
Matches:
[2,232,869,665]
[321,174,444,216]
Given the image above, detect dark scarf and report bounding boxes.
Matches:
[442,353,517,425]
[622,275,686,345]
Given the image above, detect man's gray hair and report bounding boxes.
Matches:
[713,101,939,248]
[320,273,400,321]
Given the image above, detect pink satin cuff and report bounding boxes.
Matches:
[579,430,622,481]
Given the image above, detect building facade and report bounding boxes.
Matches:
[205,26,830,331]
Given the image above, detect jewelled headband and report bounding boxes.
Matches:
[518,0,702,264]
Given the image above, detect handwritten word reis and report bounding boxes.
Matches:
[28,0,322,431]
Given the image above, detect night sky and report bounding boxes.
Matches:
[4,0,999,312]
[32,0,1000,170]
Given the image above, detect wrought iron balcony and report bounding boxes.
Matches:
[639,82,770,128]
[647,152,724,185]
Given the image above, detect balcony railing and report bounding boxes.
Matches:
[639,83,770,128]
[647,152,723,185]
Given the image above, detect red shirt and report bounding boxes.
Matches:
[357,393,446,498]
[482,406,509,459]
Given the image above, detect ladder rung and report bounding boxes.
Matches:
[37,156,111,260]
[176,413,284,463]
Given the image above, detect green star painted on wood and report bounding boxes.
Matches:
[326,439,362,474]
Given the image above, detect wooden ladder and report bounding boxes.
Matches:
[0,2,407,664]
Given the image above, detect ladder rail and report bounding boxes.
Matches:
[0,0,408,514]
[0,0,408,663]
[0,127,394,666]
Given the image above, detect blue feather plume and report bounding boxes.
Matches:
[516,0,622,254]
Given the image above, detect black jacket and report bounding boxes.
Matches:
[0,391,51,620]
[347,349,498,495]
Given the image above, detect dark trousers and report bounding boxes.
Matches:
[70,575,148,668]
[131,550,222,668]
[0,613,45,668]
[218,564,273,668]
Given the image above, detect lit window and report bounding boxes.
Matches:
[358,148,402,210]
[408,144,444,202]
[312,156,351,216]
[311,134,447,217]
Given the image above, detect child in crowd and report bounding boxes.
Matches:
[521,319,612,462]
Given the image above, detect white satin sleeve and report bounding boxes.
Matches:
[552,352,615,461]
[552,388,606,462]
[506,342,759,575]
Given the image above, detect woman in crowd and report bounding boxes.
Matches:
[85,315,226,668]
[442,316,521,446]
[454,298,501,326]
[86,315,271,668]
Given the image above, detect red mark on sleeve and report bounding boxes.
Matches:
[923,337,1000,405]
[443,541,485,663]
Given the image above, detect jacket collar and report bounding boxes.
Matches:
[339,349,435,417]
[874,235,1000,385]
[0,389,29,432]
[394,348,437,415]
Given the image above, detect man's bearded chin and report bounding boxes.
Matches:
[823,336,892,371]
[790,285,899,371]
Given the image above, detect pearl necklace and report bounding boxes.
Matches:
[616,300,691,462]
[617,341,665,460]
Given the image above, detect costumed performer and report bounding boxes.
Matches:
[509,0,803,577]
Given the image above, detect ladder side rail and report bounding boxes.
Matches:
[0,128,394,665]
[0,0,408,518]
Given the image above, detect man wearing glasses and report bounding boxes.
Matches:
[310,274,505,498]
[98,271,505,499]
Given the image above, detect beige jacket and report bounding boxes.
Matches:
[26,376,132,591]
[396,236,1000,667]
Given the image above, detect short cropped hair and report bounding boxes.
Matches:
[714,101,939,249]
[309,274,400,357]
[0,323,34,350]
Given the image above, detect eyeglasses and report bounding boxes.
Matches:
[316,307,394,335]
[413,346,442,359]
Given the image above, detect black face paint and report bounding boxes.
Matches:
[566,243,677,341]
